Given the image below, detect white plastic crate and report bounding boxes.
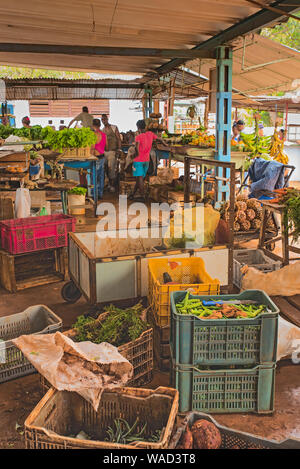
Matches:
[0,305,62,383]
[233,249,281,289]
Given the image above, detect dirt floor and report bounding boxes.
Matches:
[1,280,300,448]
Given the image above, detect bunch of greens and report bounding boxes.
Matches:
[68,187,87,196]
[0,125,44,140]
[43,126,96,151]
[105,418,162,445]
[72,303,148,347]
[180,134,193,145]
[281,188,300,242]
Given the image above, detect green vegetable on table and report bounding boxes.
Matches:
[68,186,87,195]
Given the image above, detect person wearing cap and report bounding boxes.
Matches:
[236,120,245,133]
[258,122,264,137]
[232,123,242,143]
[22,116,31,128]
[68,106,94,130]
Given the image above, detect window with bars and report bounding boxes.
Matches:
[29,100,109,117]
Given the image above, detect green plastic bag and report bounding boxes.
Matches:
[39,206,48,216]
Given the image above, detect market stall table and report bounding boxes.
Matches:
[259,200,300,266]
[44,155,98,208]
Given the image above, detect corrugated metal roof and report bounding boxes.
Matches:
[187,34,300,95]
[0,0,286,75]
[3,70,208,100]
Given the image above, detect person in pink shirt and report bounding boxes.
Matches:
[130,120,167,201]
[91,118,107,200]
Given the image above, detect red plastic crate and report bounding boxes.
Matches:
[0,214,76,254]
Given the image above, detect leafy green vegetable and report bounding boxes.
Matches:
[105,418,162,445]
[43,126,96,151]
[281,189,300,242]
[72,303,148,346]
[68,187,87,195]
[0,125,96,151]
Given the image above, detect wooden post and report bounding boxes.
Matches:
[184,157,191,204]
[204,99,209,129]
[153,100,160,115]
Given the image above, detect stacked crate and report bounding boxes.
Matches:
[0,214,74,292]
[170,290,279,414]
[148,257,220,372]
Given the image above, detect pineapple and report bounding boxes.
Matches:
[251,218,261,230]
[236,194,248,202]
[236,210,246,223]
[234,221,241,232]
[246,209,255,221]
[240,219,251,231]
[235,201,247,212]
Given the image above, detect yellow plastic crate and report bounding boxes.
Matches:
[148,257,220,327]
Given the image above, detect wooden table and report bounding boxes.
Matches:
[45,156,98,205]
[259,200,300,265]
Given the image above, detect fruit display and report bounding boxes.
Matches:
[146,113,166,132]
[269,125,289,164]
[180,130,215,148]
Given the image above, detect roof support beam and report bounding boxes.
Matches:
[153,0,300,75]
[0,44,216,59]
[4,82,144,89]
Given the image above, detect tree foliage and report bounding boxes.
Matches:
[261,13,300,51]
[0,66,90,79]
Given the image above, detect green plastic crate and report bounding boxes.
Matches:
[170,290,278,367]
[171,358,276,414]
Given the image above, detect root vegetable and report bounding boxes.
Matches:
[191,420,222,449]
[181,426,193,449]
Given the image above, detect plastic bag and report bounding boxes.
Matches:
[241,262,300,296]
[14,187,31,218]
[278,316,300,363]
[13,331,133,411]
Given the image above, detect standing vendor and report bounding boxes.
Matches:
[101,114,122,192]
[231,119,245,143]
[129,119,167,202]
[68,106,94,130]
[22,116,31,128]
[91,119,107,200]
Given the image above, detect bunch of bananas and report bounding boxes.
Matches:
[241,132,271,157]
[270,129,289,165]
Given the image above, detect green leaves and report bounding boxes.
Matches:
[68,186,87,196]
[282,189,300,242]
[44,127,96,151]
[0,125,96,151]
[72,303,149,347]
